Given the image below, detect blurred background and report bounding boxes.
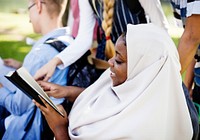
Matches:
[0,0,183,62]
[0,0,39,61]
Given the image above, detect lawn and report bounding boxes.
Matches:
[0,12,39,62]
[0,0,40,62]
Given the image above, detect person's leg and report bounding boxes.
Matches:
[0,105,10,139]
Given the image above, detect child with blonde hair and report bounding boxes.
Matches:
[0,0,73,139]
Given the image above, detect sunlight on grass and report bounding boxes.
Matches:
[161,1,174,17]
[0,12,33,36]
[161,1,184,39]
[0,40,31,61]
[0,12,39,61]
[0,34,25,41]
[172,37,180,47]
[18,46,31,53]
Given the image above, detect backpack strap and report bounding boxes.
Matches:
[45,38,68,52]
[44,37,93,87]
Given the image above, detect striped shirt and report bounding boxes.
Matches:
[90,0,146,43]
[90,0,147,59]
[170,0,200,25]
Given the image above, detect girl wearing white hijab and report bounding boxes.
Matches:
[34,23,193,140]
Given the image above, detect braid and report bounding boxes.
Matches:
[102,0,115,60]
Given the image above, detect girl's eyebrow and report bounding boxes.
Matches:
[115,51,126,61]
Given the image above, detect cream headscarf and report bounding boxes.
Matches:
[68,23,193,140]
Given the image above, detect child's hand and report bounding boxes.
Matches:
[34,57,61,81]
[37,81,69,98]
[32,96,68,132]
[3,58,22,69]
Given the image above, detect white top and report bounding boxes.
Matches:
[187,0,200,17]
[68,24,193,140]
[56,0,169,69]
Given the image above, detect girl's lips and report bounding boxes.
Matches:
[110,71,115,78]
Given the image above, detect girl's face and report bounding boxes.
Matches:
[108,34,127,87]
[28,0,41,33]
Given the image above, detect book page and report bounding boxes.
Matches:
[16,67,64,116]
[17,68,50,99]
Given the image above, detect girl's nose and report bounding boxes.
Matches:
[108,57,114,67]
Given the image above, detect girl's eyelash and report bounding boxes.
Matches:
[115,59,122,64]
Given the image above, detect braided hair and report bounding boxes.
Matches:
[102,0,115,60]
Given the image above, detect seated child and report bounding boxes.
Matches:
[0,0,73,139]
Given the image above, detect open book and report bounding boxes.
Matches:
[5,67,64,117]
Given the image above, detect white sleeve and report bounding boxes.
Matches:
[187,1,200,17]
[139,0,169,31]
[56,0,96,69]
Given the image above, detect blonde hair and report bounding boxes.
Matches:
[45,0,68,18]
[102,0,115,60]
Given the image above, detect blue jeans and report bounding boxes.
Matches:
[183,83,199,140]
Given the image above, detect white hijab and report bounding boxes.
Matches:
[68,24,193,140]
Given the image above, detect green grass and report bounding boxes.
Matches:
[0,40,31,61]
[172,37,180,47]
[161,1,173,17]
[0,12,39,62]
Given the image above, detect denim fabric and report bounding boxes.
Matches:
[194,45,200,87]
[194,67,200,87]
[183,83,199,140]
